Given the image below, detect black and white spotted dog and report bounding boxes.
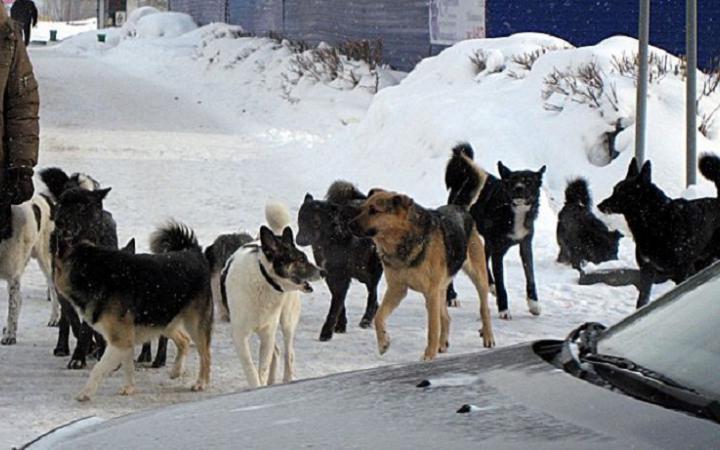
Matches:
[0,190,56,345]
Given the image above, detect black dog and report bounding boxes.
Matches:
[42,168,168,367]
[446,144,545,319]
[597,156,720,308]
[557,178,623,271]
[205,232,254,322]
[296,181,383,341]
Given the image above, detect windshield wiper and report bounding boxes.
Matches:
[585,353,720,424]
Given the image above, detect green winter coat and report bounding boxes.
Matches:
[0,11,39,182]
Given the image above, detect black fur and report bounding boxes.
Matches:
[50,185,116,369]
[446,143,482,207]
[597,155,720,308]
[446,145,545,316]
[205,232,253,272]
[60,223,211,329]
[297,182,383,341]
[557,178,623,270]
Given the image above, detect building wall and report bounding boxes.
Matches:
[170,0,720,70]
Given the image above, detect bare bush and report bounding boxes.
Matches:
[543,61,619,114]
[610,51,683,84]
[469,49,487,74]
[699,57,720,137]
[340,39,383,70]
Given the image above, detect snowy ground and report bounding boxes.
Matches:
[2,21,706,446]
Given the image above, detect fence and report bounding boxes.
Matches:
[170,0,720,71]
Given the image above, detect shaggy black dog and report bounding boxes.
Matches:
[598,156,720,308]
[557,178,623,271]
[446,144,545,319]
[296,181,383,341]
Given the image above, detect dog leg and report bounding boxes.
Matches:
[233,327,261,388]
[118,349,136,396]
[422,289,443,361]
[54,297,76,356]
[636,270,654,308]
[69,322,95,369]
[280,295,301,383]
[76,345,127,401]
[137,342,152,363]
[320,275,350,341]
[152,336,168,368]
[48,288,60,327]
[268,345,280,386]
[445,283,459,308]
[439,299,451,353]
[257,324,279,386]
[168,330,190,379]
[2,278,22,345]
[491,253,511,319]
[360,277,380,328]
[374,283,408,356]
[463,233,495,348]
[185,316,212,392]
[520,237,540,316]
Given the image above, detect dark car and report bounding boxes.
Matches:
[25,264,720,449]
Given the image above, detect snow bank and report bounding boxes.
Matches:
[135,12,196,39]
[329,33,720,217]
[34,18,97,43]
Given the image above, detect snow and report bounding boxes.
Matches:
[32,18,97,43]
[134,12,196,39]
[2,25,718,447]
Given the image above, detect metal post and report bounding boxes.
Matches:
[635,0,650,165]
[686,0,698,186]
[98,0,106,29]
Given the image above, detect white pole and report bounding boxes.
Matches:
[635,0,650,165]
[686,0,698,186]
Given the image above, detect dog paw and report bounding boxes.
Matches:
[1,336,17,345]
[75,391,93,402]
[527,299,541,316]
[319,330,333,342]
[489,284,497,297]
[191,381,206,392]
[54,347,70,357]
[47,318,60,327]
[169,367,183,379]
[118,385,136,396]
[377,336,391,355]
[447,298,460,308]
[498,310,511,320]
[358,317,373,329]
[334,323,347,334]
[438,340,450,353]
[479,329,496,348]
[422,350,437,361]
[151,359,166,369]
[67,359,87,370]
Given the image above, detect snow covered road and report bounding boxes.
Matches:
[1,40,644,447]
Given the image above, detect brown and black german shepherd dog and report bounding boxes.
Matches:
[53,223,213,401]
[352,162,494,360]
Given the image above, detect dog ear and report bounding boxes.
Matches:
[367,188,383,198]
[626,158,640,178]
[392,194,413,209]
[259,226,279,256]
[281,226,294,245]
[92,187,112,203]
[304,193,314,203]
[121,238,136,254]
[498,161,511,179]
[640,160,652,182]
[538,165,547,177]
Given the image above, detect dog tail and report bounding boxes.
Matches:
[564,178,592,208]
[699,154,720,196]
[445,143,486,209]
[266,201,292,235]
[150,222,201,254]
[326,180,366,204]
[38,167,70,201]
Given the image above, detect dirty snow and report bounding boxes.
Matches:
[2,23,717,447]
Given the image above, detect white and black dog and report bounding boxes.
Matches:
[222,202,322,388]
[0,191,56,345]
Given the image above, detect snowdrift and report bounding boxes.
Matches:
[330,33,720,216]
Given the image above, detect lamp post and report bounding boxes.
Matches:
[635,0,650,166]
[686,0,698,186]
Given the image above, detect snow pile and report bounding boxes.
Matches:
[134,11,196,39]
[329,33,720,212]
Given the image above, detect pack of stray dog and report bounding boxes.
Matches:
[4,142,720,404]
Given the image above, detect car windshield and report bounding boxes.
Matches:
[597,263,720,400]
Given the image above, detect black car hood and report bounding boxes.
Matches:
[28,344,718,449]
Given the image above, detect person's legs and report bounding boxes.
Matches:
[23,22,31,46]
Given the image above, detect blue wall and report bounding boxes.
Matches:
[171,0,720,70]
[486,0,720,68]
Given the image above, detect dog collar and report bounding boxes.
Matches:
[259,262,284,293]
